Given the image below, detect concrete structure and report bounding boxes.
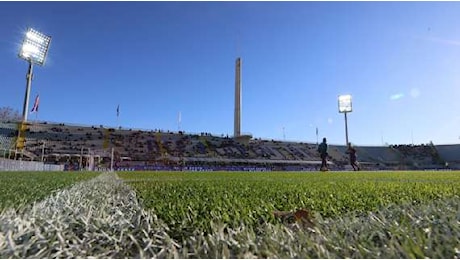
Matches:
[234,57,241,137]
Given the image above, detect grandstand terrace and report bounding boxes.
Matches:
[0,120,453,171]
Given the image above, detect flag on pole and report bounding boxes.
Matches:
[31,95,40,112]
[116,104,120,117]
[316,127,319,145]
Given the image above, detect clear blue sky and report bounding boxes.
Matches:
[2,1,460,146]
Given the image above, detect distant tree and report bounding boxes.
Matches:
[0,107,21,121]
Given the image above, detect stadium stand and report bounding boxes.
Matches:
[434,144,460,167]
[0,120,456,171]
[391,143,444,169]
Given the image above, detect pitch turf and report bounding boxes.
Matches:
[0,171,100,210]
[0,170,458,258]
[119,170,460,221]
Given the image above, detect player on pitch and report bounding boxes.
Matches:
[317,137,328,171]
[347,142,360,171]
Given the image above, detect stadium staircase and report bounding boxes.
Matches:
[155,132,168,159]
[199,136,211,156]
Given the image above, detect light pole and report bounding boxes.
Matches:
[338,94,352,146]
[16,28,51,152]
[18,28,51,122]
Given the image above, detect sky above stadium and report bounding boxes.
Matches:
[1,1,460,146]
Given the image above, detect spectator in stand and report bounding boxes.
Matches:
[347,142,360,171]
[317,137,328,171]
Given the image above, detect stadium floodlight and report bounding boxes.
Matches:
[18,28,51,123]
[338,94,352,113]
[338,94,352,146]
[19,28,51,66]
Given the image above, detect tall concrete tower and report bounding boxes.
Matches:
[234,57,241,137]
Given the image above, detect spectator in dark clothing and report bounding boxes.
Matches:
[317,137,328,171]
[347,142,360,171]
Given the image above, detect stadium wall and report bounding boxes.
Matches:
[0,158,64,171]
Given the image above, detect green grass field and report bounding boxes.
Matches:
[0,171,100,210]
[119,170,460,233]
[0,170,458,258]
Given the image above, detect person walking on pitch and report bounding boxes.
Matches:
[317,137,329,171]
[347,142,360,171]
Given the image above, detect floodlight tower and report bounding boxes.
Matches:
[338,94,352,146]
[18,28,51,122]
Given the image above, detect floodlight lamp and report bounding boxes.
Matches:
[338,94,352,113]
[18,28,51,66]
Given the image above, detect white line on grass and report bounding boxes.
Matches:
[0,172,178,258]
